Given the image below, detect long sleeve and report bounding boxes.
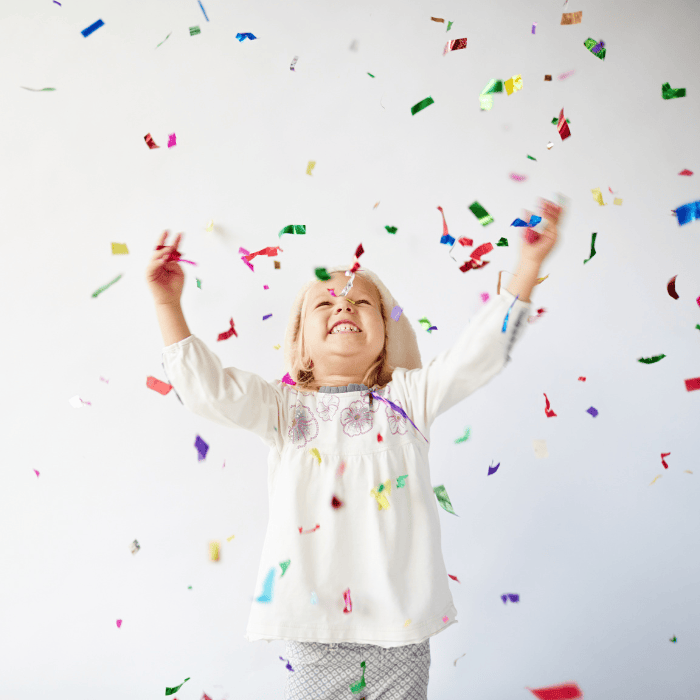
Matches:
[161,335,284,451]
[391,288,530,431]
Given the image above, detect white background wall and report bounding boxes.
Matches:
[1,0,699,698]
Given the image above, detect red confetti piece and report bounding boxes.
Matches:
[217,318,238,341]
[144,133,159,149]
[343,588,353,613]
[377,433,383,442]
[661,452,671,469]
[298,524,320,534]
[685,377,700,391]
[578,377,586,382]
[667,275,679,299]
[448,574,461,583]
[458,237,473,247]
[146,376,172,396]
[331,495,343,508]
[557,108,571,140]
[527,683,582,699]
[679,169,693,176]
[543,393,557,417]
[244,246,283,263]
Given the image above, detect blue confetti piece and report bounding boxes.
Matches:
[195,435,209,461]
[675,200,700,226]
[81,19,104,37]
[198,0,209,21]
[256,566,275,602]
[511,215,542,227]
[440,234,455,245]
[236,32,257,41]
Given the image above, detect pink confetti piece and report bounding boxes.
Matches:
[33,469,40,477]
[343,588,353,613]
[116,619,122,628]
[510,173,528,181]
[442,615,449,623]
[558,70,575,80]
[264,285,269,290]
[281,372,297,386]
[167,133,177,148]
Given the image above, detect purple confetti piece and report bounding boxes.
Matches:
[195,435,209,461]
[391,305,403,321]
[587,406,599,417]
[428,326,438,332]
[370,392,428,443]
[501,593,520,603]
[263,314,272,320]
[532,22,537,34]
[488,461,500,476]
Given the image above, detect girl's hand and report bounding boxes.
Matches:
[520,198,563,266]
[145,231,185,306]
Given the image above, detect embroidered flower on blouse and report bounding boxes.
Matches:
[385,398,408,435]
[316,394,340,421]
[288,404,319,448]
[340,399,374,437]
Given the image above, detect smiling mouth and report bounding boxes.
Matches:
[329,323,361,334]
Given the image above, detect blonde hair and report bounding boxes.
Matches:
[290,274,395,392]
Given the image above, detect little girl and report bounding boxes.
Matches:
[147,197,563,699]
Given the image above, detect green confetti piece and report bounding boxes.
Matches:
[481,79,503,95]
[433,485,457,515]
[418,317,432,332]
[447,20,453,31]
[496,237,509,247]
[187,586,192,589]
[368,72,375,78]
[468,201,494,226]
[189,26,201,36]
[165,678,190,696]
[637,354,666,364]
[315,267,331,280]
[155,32,172,48]
[280,559,291,576]
[583,37,605,59]
[377,482,385,493]
[454,427,471,444]
[551,117,571,124]
[411,96,434,115]
[196,278,202,288]
[527,155,537,161]
[350,661,366,693]
[91,274,123,298]
[397,475,408,488]
[20,86,56,91]
[279,224,306,238]
[662,82,686,99]
[583,232,597,264]
[695,324,700,331]
[385,225,398,234]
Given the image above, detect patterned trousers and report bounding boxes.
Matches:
[283,639,430,699]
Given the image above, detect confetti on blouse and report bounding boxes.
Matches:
[411,96,434,115]
[679,169,693,176]
[165,678,191,696]
[397,475,408,488]
[584,37,606,59]
[391,305,403,321]
[343,589,353,614]
[377,433,383,442]
[504,74,522,95]
[433,485,457,515]
[309,448,321,464]
[310,591,318,604]
[675,201,700,225]
[454,427,471,444]
[469,201,494,226]
[331,495,343,509]
[144,133,159,149]
[510,173,528,181]
[638,354,666,365]
[370,480,391,510]
[560,11,582,24]
[349,661,366,693]
[236,32,257,41]
[217,318,238,340]
[501,593,519,603]
[583,232,598,264]
[526,682,583,699]
[667,275,679,299]
[443,37,467,55]
[557,108,571,140]
[256,567,275,602]
[279,224,306,238]
[281,372,297,386]
[81,19,104,37]
[306,160,316,175]
[488,461,500,475]
[190,26,201,36]
[116,619,122,628]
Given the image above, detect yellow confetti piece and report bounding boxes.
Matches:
[306,160,316,175]
[536,274,549,284]
[111,243,129,254]
[227,534,235,542]
[370,480,392,510]
[205,219,214,232]
[649,475,661,485]
[274,344,281,350]
[613,198,623,205]
[591,188,607,206]
[373,202,380,209]
[504,74,523,95]
[209,541,220,561]
[309,448,321,465]
[404,619,412,627]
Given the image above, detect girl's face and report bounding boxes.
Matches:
[302,272,385,384]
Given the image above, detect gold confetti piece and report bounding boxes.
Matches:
[560,10,582,24]
[227,534,235,542]
[111,242,129,254]
[373,201,380,209]
[591,188,607,206]
[306,160,316,175]
[273,344,281,350]
[650,475,662,485]
[431,16,445,22]
[614,198,623,205]
[205,219,214,232]
[404,619,412,627]
[209,541,220,561]
[309,448,321,464]
[504,74,523,95]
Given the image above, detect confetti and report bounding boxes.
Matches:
[431,17,445,22]
[557,108,571,140]
[306,160,316,175]
[448,574,461,583]
[385,225,398,234]
[614,198,623,205]
[131,540,140,554]
[418,317,436,333]
[155,32,172,48]
[397,475,408,488]
[469,201,494,226]
[447,21,453,31]
[501,593,519,603]
[587,406,599,418]
[488,461,500,475]
[311,591,318,604]
[410,96,434,115]
[533,439,548,458]
[198,0,209,20]
[309,448,322,464]
[244,246,283,263]
[373,201,380,208]
[298,524,321,534]
[511,214,542,227]
[558,70,575,80]
[504,74,522,95]
[560,11,582,24]
[510,173,528,181]
[315,268,331,281]
[370,480,392,510]
[343,589,353,614]
[437,206,455,245]
[262,314,272,321]
[281,372,297,386]
[544,74,552,81]
[526,682,583,699]
[551,117,571,125]
[81,19,104,37]
[454,653,467,666]
[443,38,467,56]
[367,72,375,78]
[279,224,306,238]
[217,318,238,340]
[339,273,355,297]
[256,567,275,602]
[454,427,471,444]
[433,485,457,515]
[20,86,56,91]
[349,660,365,693]
[290,55,298,71]
[661,452,671,469]
[638,354,666,365]
[532,22,537,34]
[527,155,537,160]
[116,619,122,628]
[584,37,606,59]
[479,79,503,110]
[331,495,343,508]
[279,656,295,672]
[583,232,598,264]
[209,541,220,561]
[675,200,700,225]
[667,275,679,299]
[547,142,553,150]
[370,392,429,443]
[391,305,403,321]
[190,26,201,36]
[195,435,209,462]
[165,678,191,696]
[236,32,257,41]
[686,377,700,391]
[679,169,693,176]
[544,393,557,417]
[377,433,383,442]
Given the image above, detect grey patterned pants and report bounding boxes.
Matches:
[283,639,430,699]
